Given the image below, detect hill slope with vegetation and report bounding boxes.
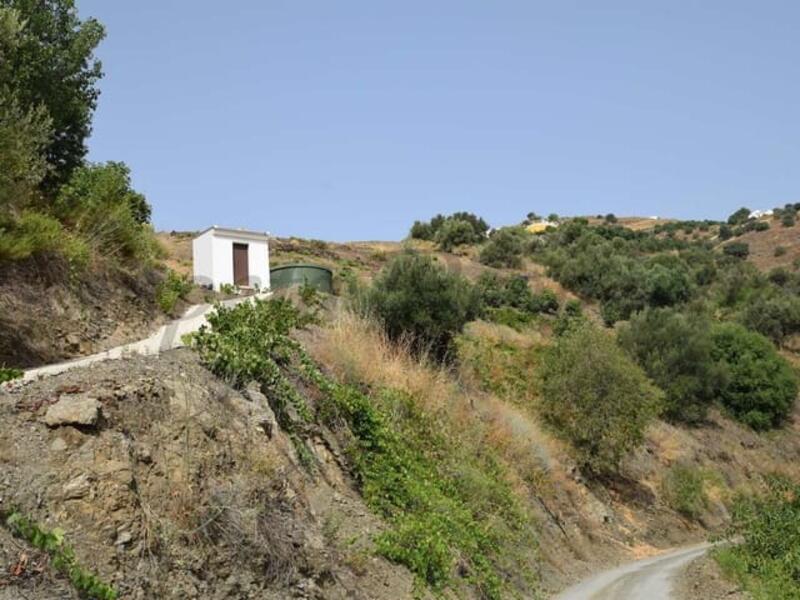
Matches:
[2,3,799,596]
[140,215,800,598]
[0,1,196,369]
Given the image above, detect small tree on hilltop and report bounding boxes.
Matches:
[538,323,663,474]
[364,252,481,360]
[479,227,526,268]
[727,207,751,225]
[434,218,477,251]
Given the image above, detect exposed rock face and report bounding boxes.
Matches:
[42,394,101,427]
[0,350,422,600]
[243,381,278,438]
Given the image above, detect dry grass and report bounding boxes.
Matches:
[305,310,559,493]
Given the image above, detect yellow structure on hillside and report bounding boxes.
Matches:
[526,221,556,234]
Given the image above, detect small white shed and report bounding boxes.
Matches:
[192,226,271,291]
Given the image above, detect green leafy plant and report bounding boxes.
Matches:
[476,272,559,319]
[714,476,800,599]
[2,510,117,599]
[308,379,536,599]
[538,323,663,474]
[298,280,321,307]
[0,365,23,383]
[55,162,159,264]
[434,218,479,251]
[362,252,481,360]
[156,269,192,314]
[478,227,527,268]
[190,299,315,459]
[618,308,724,423]
[711,323,798,429]
[727,207,752,225]
[408,212,489,248]
[723,242,750,259]
[661,464,708,518]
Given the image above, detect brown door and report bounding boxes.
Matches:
[233,243,249,286]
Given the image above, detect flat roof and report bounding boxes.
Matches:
[196,226,270,240]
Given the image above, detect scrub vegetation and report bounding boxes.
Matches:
[715,476,800,599]
[0,1,161,270]
[2,510,117,599]
[190,298,541,598]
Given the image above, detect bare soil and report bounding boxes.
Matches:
[0,255,167,369]
[674,554,750,600]
[0,349,425,599]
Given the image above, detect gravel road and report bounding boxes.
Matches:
[556,543,712,600]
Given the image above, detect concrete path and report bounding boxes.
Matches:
[16,292,272,383]
[556,543,712,600]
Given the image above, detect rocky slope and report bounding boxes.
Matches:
[0,349,425,599]
[0,255,167,369]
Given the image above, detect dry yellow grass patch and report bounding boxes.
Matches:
[305,310,561,494]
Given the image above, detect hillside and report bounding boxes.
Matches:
[4,2,799,598]
[4,220,800,598]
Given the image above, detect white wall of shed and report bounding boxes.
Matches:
[206,233,270,290]
[192,231,214,288]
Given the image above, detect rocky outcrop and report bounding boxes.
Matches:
[42,394,101,427]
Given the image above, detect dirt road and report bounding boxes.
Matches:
[556,543,712,600]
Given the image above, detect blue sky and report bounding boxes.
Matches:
[80,1,800,241]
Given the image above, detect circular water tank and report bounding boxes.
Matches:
[270,264,333,293]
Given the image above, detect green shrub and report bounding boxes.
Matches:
[738,291,800,345]
[299,281,321,307]
[775,245,787,257]
[190,299,314,453]
[538,323,663,474]
[619,308,724,423]
[715,476,800,599]
[753,221,770,232]
[728,207,752,225]
[0,210,89,267]
[156,270,192,314]
[723,242,750,259]
[456,328,538,407]
[484,306,535,330]
[718,224,733,240]
[0,365,23,383]
[409,212,489,248]
[2,510,117,599]
[782,212,796,228]
[532,288,559,314]
[711,323,798,429]
[311,381,535,598]
[363,252,481,359]
[604,213,618,223]
[661,464,708,518]
[553,299,586,336]
[476,272,559,319]
[409,220,433,240]
[55,162,159,264]
[479,227,526,268]
[434,218,479,251]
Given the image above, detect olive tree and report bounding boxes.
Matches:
[538,323,663,474]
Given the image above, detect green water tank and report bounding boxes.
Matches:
[270,263,333,293]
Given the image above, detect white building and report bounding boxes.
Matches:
[192,226,271,291]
